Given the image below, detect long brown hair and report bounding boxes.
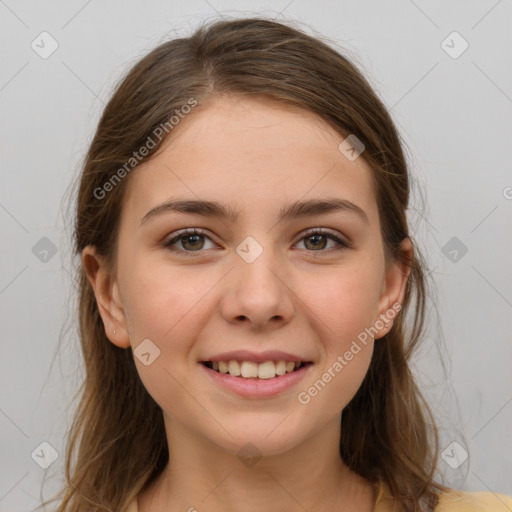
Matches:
[42,17,447,512]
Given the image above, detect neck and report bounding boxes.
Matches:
[138,414,376,512]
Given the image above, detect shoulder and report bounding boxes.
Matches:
[436,488,512,511]
[373,480,512,512]
[126,498,138,512]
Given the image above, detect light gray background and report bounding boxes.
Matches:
[1,1,511,510]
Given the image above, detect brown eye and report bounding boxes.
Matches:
[296,229,350,253]
[304,233,328,250]
[163,229,216,255]
[180,233,205,250]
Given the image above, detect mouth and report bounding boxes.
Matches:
[201,360,312,380]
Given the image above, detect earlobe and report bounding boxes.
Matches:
[375,237,413,339]
[81,245,131,349]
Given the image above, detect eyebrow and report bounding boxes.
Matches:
[139,197,369,227]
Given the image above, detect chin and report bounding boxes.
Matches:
[205,414,308,458]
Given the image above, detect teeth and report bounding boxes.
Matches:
[208,359,304,379]
[240,361,258,378]
[228,360,241,376]
[258,361,275,379]
[275,360,287,375]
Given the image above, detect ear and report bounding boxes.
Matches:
[374,237,413,339]
[81,245,131,349]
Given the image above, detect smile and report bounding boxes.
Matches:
[200,359,314,398]
[202,360,309,379]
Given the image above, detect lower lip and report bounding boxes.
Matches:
[200,363,313,398]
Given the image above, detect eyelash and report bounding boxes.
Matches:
[162,228,350,257]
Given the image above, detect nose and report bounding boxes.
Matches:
[219,243,296,330]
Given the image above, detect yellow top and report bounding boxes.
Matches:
[126,480,512,511]
[373,480,512,512]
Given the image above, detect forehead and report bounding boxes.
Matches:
[122,96,378,226]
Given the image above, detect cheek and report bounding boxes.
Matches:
[299,262,383,345]
[119,255,214,356]
[292,263,381,410]
[119,260,210,410]
[295,301,376,416]
[297,346,373,419]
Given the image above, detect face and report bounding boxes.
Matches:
[83,95,410,457]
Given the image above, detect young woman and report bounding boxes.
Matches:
[45,17,511,512]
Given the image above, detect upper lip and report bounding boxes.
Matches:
[200,350,312,364]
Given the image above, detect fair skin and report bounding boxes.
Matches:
[82,95,412,512]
